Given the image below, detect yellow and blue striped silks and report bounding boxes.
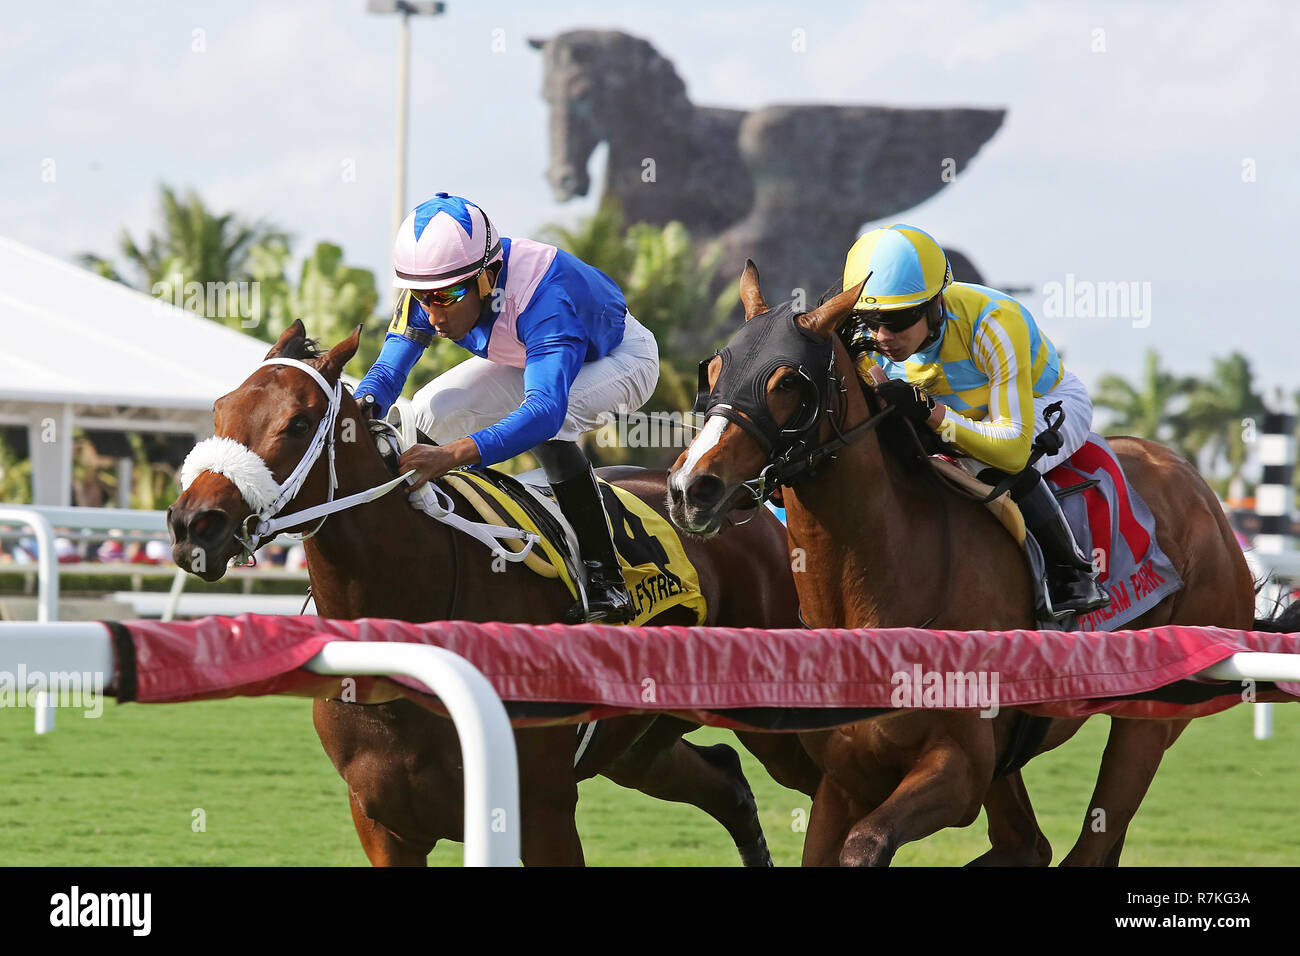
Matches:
[862,282,1065,473]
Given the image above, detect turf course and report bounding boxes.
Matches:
[0,696,1295,865]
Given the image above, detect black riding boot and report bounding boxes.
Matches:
[533,440,634,624]
[1017,476,1111,617]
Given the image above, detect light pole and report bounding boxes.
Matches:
[368,1,446,279]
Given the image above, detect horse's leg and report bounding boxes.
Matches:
[839,737,990,867]
[1061,717,1188,867]
[734,731,822,798]
[519,792,584,867]
[801,776,858,867]
[517,729,585,866]
[602,717,773,866]
[347,791,433,866]
[968,715,1087,866]
[966,770,1052,866]
[1103,829,1129,866]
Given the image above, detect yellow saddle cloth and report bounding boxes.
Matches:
[439,470,708,626]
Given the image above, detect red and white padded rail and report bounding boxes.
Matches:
[110,615,1300,722]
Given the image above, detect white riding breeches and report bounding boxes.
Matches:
[412,312,660,448]
[958,369,1094,477]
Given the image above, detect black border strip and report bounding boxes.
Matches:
[103,620,136,703]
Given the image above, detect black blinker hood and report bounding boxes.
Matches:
[694,302,833,455]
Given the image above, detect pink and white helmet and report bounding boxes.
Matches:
[392,192,503,290]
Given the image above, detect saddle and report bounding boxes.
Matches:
[928,437,1182,631]
[446,468,708,628]
[371,404,707,627]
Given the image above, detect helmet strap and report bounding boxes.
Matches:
[917,296,944,350]
[474,210,496,300]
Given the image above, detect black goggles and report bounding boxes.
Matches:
[851,301,930,333]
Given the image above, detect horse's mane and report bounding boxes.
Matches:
[812,280,952,478]
[858,376,940,477]
[278,335,326,362]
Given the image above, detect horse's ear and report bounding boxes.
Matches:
[527,36,547,50]
[264,319,306,359]
[739,259,768,321]
[319,325,362,383]
[798,279,867,340]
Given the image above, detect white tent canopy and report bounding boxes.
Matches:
[0,236,277,505]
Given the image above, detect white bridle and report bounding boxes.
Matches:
[180,357,410,563]
[179,356,539,567]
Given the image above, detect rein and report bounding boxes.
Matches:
[180,357,413,565]
[703,343,899,509]
[181,357,541,575]
[695,319,956,626]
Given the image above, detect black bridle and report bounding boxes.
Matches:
[692,302,896,507]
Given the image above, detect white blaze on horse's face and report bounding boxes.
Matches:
[673,415,729,493]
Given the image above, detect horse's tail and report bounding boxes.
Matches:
[1254,597,1300,632]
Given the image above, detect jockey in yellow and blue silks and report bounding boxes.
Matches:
[841,224,1109,617]
[355,193,660,623]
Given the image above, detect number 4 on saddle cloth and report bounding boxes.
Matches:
[926,431,1184,631]
[436,467,708,628]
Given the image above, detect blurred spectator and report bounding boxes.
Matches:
[55,538,79,564]
[96,539,126,563]
[285,545,307,571]
[13,536,38,563]
[144,540,170,564]
[264,544,288,567]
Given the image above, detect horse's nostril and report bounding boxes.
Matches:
[686,474,725,510]
[188,510,228,545]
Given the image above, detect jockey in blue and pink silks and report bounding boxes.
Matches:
[354,193,659,623]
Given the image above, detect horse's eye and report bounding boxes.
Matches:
[287,415,312,438]
[777,375,802,392]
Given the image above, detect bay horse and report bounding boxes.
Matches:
[667,262,1255,866]
[168,320,819,866]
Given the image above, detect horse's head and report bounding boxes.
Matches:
[530,30,687,201]
[167,320,360,581]
[668,260,865,537]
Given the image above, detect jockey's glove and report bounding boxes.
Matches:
[357,393,381,422]
[875,378,936,426]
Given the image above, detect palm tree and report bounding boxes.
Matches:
[0,430,32,504]
[1093,349,1199,456]
[536,199,635,283]
[80,184,288,310]
[1176,353,1266,494]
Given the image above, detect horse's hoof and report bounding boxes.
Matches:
[965,842,1052,867]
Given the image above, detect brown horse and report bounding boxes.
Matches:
[668,262,1254,866]
[168,320,819,866]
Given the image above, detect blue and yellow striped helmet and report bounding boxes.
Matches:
[843,224,953,312]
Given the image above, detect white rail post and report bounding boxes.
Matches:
[0,507,59,732]
[0,623,519,867]
[303,641,520,866]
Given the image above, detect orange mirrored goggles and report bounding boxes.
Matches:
[410,278,474,309]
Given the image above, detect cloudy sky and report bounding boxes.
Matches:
[4,0,1296,400]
